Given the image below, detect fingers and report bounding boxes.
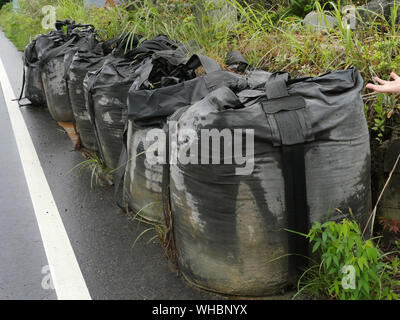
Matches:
[366,73,400,93]
[391,72,400,80]
[374,77,388,85]
[365,83,386,93]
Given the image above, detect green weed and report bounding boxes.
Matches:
[293,218,400,300]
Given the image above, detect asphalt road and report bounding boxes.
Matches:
[0,30,215,300]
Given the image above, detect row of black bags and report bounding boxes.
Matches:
[22,21,371,296]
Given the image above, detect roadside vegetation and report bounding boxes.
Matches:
[1,0,399,141]
[1,0,400,299]
[293,218,400,300]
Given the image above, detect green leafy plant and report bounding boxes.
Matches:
[294,218,400,300]
[0,0,10,10]
[370,93,398,143]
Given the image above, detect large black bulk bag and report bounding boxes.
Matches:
[22,40,49,106]
[67,47,107,151]
[83,35,185,170]
[123,60,270,223]
[67,37,123,151]
[168,68,371,296]
[83,56,139,169]
[20,22,71,106]
[40,24,97,122]
[124,55,223,222]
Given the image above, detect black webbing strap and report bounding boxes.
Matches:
[263,77,309,276]
[16,59,40,107]
[16,63,28,107]
[281,145,309,276]
[16,47,32,106]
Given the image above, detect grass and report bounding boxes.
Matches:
[69,151,113,188]
[128,203,166,250]
[0,0,129,50]
[0,2,49,50]
[56,0,130,41]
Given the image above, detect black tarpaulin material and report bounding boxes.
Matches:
[168,68,371,296]
[122,65,271,223]
[67,41,113,151]
[83,35,185,170]
[19,21,72,107]
[68,34,140,151]
[226,50,249,73]
[68,48,104,151]
[21,40,49,107]
[40,23,97,122]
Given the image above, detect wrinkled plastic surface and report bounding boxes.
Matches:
[24,62,46,106]
[68,49,105,151]
[124,126,165,222]
[123,56,264,222]
[41,27,97,121]
[84,35,183,170]
[169,68,371,296]
[22,30,66,106]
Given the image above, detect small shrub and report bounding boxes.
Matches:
[0,0,10,10]
[294,218,400,300]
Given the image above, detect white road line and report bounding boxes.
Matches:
[0,57,91,300]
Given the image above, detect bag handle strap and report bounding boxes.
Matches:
[39,36,77,70]
[265,72,290,99]
[186,54,221,74]
[262,75,309,277]
[225,50,249,72]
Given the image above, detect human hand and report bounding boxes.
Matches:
[366,72,400,94]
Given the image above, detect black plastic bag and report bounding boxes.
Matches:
[168,68,371,296]
[40,23,97,121]
[67,45,109,151]
[122,55,271,223]
[67,35,135,151]
[22,40,49,107]
[20,21,71,106]
[83,35,185,170]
